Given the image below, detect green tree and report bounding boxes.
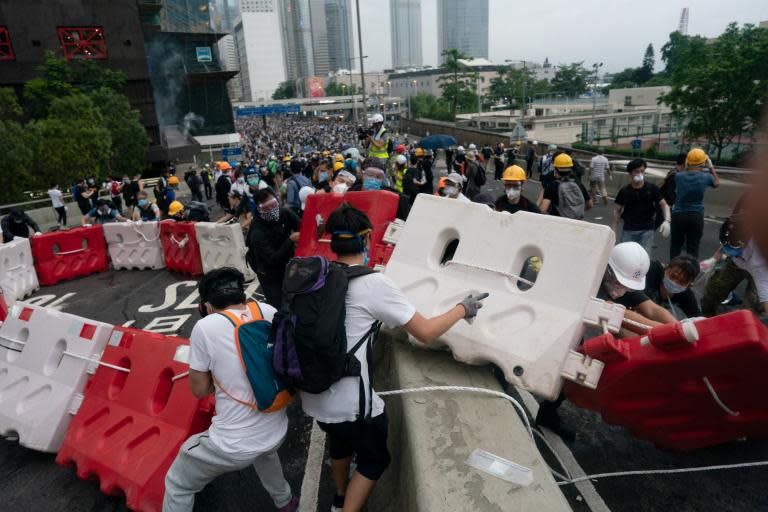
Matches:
[409,92,453,122]
[29,94,112,188]
[89,87,149,177]
[0,88,36,203]
[438,48,479,117]
[638,43,655,83]
[325,81,360,96]
[487,66,551,107]
[550,62,590,96]
[272,80,296,100]
[660,23,768,159]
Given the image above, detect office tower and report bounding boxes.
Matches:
[437,0,488,60]
[391,0,422,69]
[235,0,287,100]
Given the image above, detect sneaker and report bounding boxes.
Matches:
[278,496,298,512]
[330,493,345,512]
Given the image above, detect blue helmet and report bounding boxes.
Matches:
[244,167,260,187]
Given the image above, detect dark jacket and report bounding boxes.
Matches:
[2,210,40,243]
[245,207,301,278]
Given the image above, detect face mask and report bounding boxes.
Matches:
[332,183,349,194]
[259,205,280,222]
[237,177,245,184]
[363,177,383,191]
[505,187,521,201]
[319,172,329,182]
[138,199,149,207]
[632,174,644,183]
[723,244,744,258]
[442,185,458,197]
[663,275,687,295]
[247,177,260,187]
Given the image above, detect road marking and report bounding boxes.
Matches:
[518,389,611,512]
[299,420,326,512]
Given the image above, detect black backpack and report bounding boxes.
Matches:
[215,175,231,207]
[185,201,210,222]
[271,257,380,420]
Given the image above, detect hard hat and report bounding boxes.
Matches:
[502,165,526,182]
[468,143,477,150]
[270,155,277,160]
[283,155,292,162]
[168,176,180,186]
[395,144,406,154]
[244,167,259,178]
[686,148,708,167]
[396,154,407,165]
[335,153,344,162]
[415,148,425,157]
[167,201,184,217]
[298,186,315,210]
[333,161,344,172]
[515,140,522,145]
[371,113,384,123]
[445,172,464,185]
[553,153,574,168]
[457,145,466,153]
[608,242,649,290]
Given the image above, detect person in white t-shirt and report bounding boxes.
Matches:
[300,205,489,512]
[47,183,67,227]
[163,268,298,512]
[589,148,612,205]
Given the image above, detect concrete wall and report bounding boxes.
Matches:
[370,328,571,511]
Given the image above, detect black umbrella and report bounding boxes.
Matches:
[417,134,458,150]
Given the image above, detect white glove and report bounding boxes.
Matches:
[83,223,92,227]
[34,231,42,236]
[699,257,717,272]
[658,220,671,238]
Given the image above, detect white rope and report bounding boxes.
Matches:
[621,316,654,331]
[131,223,161,243]
[703,377,740,416]
[444,260,536,287]
[0,335,130,373]
[172,370,190,382]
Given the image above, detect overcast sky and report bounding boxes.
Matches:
[353,0,768,73]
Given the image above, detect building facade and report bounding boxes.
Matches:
[437,0,488,61]
[234,0,286,101]
[390,0,422,69]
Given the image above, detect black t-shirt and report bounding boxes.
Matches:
[596,284,649,310]
[542,178,590,217]
[75,184,91,209]
[615,182,662,231]
[495,195,541,215]
[644,260,701,317]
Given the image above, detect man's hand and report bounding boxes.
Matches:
[289,232,300,243]
[458,292,490,323]
[658,220,671,238]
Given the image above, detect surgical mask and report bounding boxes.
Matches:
[723,244,744,258]
[237,177,245,184]
[138,199,149,207]
[663,276,687,295]
[363,177,383,191]
[247,177,260,187]
[632,173,644,183]
[505,187,521,201]
[332,183,349,194]
[259,205,280,222]
[442,185,458,197]
[319,172,329,182]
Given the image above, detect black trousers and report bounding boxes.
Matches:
[670,211,704,259]
[55,206,67,226]
[203,182,212,200]
[258,273,283,309]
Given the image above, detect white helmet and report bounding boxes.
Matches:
[371,113,384,124]
[457,145,466,153]
[532,140,538,145]
[468,143,477,150]
[608,242,649,290]
[298,186,315,210]
[396,154,407,165]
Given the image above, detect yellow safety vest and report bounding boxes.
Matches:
[394,167,405,193]
[368,128,389,159]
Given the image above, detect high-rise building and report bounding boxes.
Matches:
[211,0,242,101]
[437,0,488,61]
[234,0,286,101]
[391,0,422,69]
[279,0,353,83]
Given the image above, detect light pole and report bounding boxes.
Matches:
[355,0,367,125]
[590,62,603,144]
[348,55,367,124]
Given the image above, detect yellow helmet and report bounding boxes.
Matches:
[502,165,526,182]
[333,161,345,172]
[283,155,292,162]
[686,148,708,167]
[415,148,425,157]
[334,153,344,162]
[167,201,184,217]
[168,176,180,186]
[553,153,573,168]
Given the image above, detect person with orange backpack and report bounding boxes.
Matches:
[163,268,298,512]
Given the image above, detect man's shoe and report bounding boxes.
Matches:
[330,493,345,512]
[278,496,298,512]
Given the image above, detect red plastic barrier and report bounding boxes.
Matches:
[0,289,7,322]
[564,311,768,451]
[159,221,203,276]
[56,327,214,512]
[296,191,399,268]
[30,226,109,285]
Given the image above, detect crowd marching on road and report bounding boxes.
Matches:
[1,112,766,512]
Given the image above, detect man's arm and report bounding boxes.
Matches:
[634,299,677,324]
[612,204,623,230]
[189,369,214,398]
[23,213,41,233]
[403,307,465,344]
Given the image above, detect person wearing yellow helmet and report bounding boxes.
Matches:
[495,165,540,214]
[669,147,720,259]
[166,200,185,220]
[538,151,592,219]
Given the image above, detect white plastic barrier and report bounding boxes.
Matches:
[384,195,615,400]
[0,237,39,303]
[0,302,113,452]
[103,221,165,270]
[195,222,256,281]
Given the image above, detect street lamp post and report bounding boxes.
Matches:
[590,62,603,144]
[348,55,367,125]
[355,0,367,125]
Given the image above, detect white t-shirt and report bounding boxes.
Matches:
[48,188,64,208]
[733,240,768,302]
[300,272,416,423]
[590,155,610,180]
[456,193,471,203]
[189,302,288,454]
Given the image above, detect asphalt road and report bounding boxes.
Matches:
[1,166,765,512]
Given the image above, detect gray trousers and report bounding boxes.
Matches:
[163,431,292,511]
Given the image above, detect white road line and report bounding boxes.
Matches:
[299,420,327,512]
[518,389,611,512]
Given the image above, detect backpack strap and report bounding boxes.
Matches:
[347,321,381,423]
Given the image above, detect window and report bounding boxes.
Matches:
[57,27,107,60]
[0,26,14,61]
